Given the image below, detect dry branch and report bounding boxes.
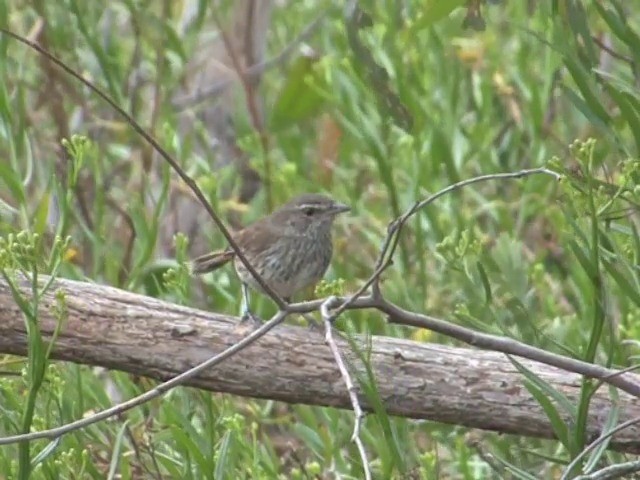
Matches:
[1,275,639,453]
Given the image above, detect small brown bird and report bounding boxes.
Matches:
[191,193,350,322]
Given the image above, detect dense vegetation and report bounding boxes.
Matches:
[2,1,640,478]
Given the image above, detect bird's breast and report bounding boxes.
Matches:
[234,231,333,298]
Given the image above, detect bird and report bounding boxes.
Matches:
[191,193,350,322]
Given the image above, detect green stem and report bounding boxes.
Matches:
[573,142,606,470]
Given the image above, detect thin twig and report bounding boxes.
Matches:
[171,14,326,110]
[285,295,640,398]
[326,168,562,321]
[104,196,136,287]
[321,297,371,480]
[379,168,562,276]
[344,0,412,130]
[592,35,633,64]
[465,433,509,477]
[210,7,273,210]
[376,297,640,398]
[574,459,640,480]
[561,415,640,480]
[0,28,287,310]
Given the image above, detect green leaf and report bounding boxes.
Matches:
[565,0,598,66]
[163,22,187,62]
[32,190,51,238]
[269,54,326,130]
[593,3,625,44]
[562,56,611,125]
[583,387,619,474]
[509,357,574,450]
[602,258,640,308]
[106,421,130,480]
[476,261,492,304]
[164,414,210,473]
[31,437,61,468]
[594,1,640,55]
[291,423,323,458]
[600,82,640,155]
[484,453,539,480]
[569,239,598,280]
[0,160,25,205]
[431,126,459,183]
[347,333,405,475]
[409,0,467,33]
[214,430,234,480]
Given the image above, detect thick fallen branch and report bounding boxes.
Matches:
[1,276,639,453]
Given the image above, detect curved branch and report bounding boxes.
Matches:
[0,28,286,309]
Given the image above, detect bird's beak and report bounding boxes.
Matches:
[331,202,351,214]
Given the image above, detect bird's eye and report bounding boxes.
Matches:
[302,207,315,216]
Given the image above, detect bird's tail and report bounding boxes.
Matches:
[190,250,235,274]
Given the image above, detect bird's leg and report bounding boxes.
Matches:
[240,283,262,325]
[305,314,323,332]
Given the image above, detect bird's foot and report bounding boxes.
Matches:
[240,310,263,327]
[299,314,323,333]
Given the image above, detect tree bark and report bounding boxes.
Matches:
[0,275,638,453]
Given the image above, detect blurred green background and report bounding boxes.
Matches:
[2,0,640,478]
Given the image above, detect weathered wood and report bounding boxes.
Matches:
[0,275,638,452]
